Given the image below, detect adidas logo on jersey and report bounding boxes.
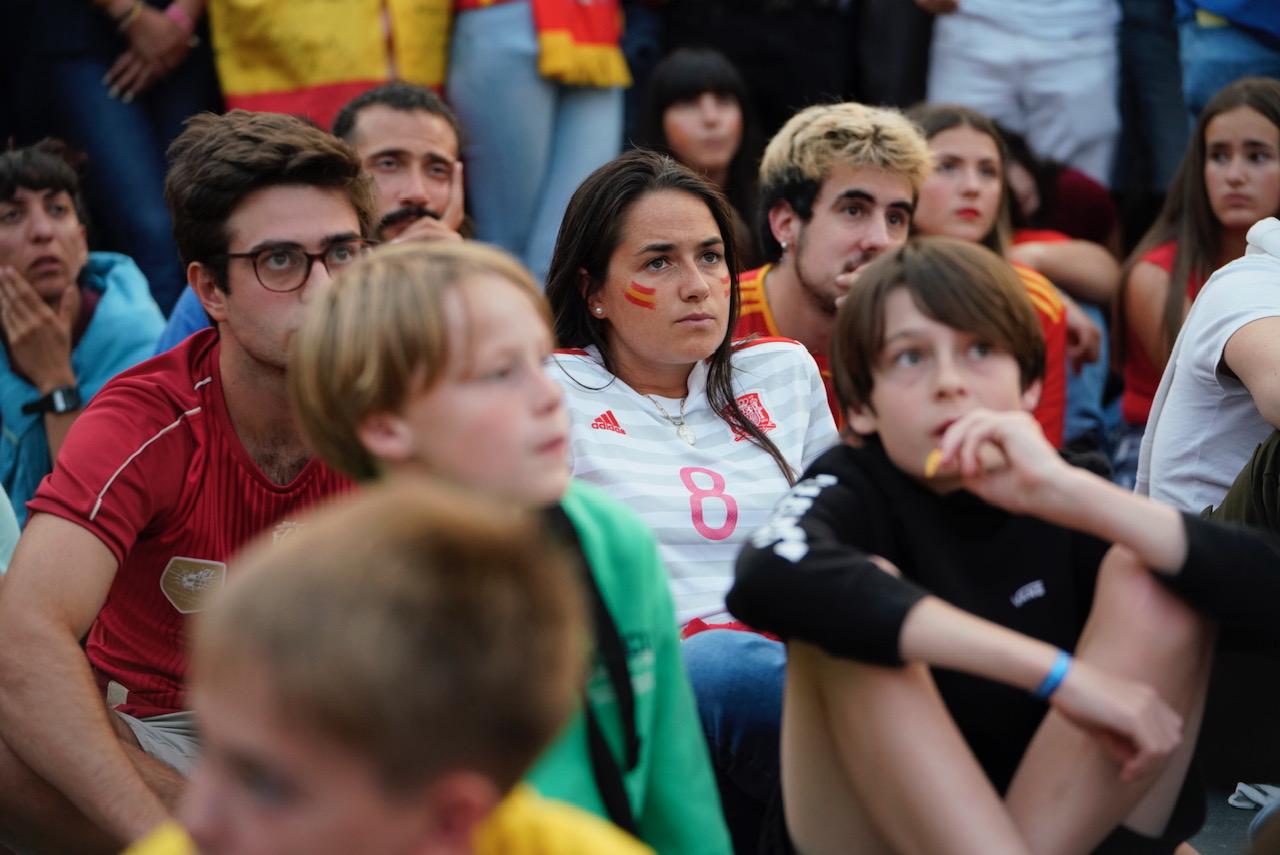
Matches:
[591,410,626,434]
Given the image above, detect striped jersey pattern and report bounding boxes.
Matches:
[550,340,839,625]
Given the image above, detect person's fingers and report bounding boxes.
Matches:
[441,161,466,231]
[104,52,134,93]
[57,285,78,326]
[111,55,150,102]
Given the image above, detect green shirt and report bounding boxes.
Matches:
[526,480,731,855]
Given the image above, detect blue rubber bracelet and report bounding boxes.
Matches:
[1034,650,1072,700]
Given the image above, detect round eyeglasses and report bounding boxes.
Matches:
[219,238,377,292]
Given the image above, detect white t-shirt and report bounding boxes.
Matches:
[1138,217,1280,512]
[550,339,839,625]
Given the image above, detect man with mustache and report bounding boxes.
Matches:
[332,82,468,245]
[156,83,469,352]
[733,102,932,426]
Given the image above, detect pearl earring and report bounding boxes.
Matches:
[780,241,789,253]
[594,306,604,316]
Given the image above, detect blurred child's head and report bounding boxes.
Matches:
[182,479,586,855]
[832,237,1043,480]
[290,242,570,505]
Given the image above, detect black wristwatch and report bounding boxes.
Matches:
[21,384,82,416]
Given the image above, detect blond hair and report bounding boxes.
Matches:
[291,241,548,480]
[757,102,933,260]
[193,478,586,794]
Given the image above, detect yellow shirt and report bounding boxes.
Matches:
[123,785,654,855]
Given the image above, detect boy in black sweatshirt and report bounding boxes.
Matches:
[731,236,1280,854]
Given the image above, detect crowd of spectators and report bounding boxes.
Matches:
[1,0,1280,852]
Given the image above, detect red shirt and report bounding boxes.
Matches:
[1120,241,1204,426]
[733,265,843,429]
[27,329,352,718]
[1011,263,1067,447]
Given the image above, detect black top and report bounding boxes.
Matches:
[731,442,1108,791]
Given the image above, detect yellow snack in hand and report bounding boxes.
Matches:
[924,448,944,478]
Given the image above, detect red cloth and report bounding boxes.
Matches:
[1120,241,1203,426]
[1012,228,1072,245]
[1011,263,1067,448]
[733,265,843,429]
[28,330,352,717]
[681,617,778,642]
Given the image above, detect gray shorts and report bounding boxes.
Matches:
[114,709,200,775]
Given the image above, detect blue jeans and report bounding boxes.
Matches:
[44,52,220,315]
[683,629,785,853]
[447,0,623,284]
[1065,302,1114,448]
[1180,17,1280,122]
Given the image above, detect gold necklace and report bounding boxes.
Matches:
[644,394,696,445]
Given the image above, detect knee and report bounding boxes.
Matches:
[1099,546,1210,654]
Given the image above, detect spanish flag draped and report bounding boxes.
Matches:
[530,0,631,87]
[206,0,453,129]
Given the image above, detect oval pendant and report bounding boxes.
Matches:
[677,424,696,446]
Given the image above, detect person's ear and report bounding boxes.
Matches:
[846,402,878,436]
[356,412,415,467]
[190,262,229,324]
[1020,378,1042,413]
[412,771,502,854]
[767,200,800,256]
[579,268,606,317]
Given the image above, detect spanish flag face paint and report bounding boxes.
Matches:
[720,273,731,299]
[624,281,657,309]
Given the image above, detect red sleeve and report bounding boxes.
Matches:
[1035,309,1067,448]
[1012,228,1072,245]
[26,381,193,565]
[1012,264,1067,447]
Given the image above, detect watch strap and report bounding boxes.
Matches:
[21,385,82,416]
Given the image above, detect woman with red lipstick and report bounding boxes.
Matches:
[1116,77,1280,487]
[640,48,763,267]
[906,103,1073,448]
[0,140,164,523]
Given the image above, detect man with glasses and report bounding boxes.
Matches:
[0,110,370,852]
[156,82,467,353]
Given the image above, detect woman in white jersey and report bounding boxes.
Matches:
[545,149,837,851]
[546,149,837,627]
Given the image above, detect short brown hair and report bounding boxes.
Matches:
[832,237,1044,420]
[291,241,547,480]
[757,102,933,261]
[193,478,586,794]
[165,110,377,290]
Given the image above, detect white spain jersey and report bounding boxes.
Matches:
[550,338,839,625]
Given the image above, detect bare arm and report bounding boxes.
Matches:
[1007,240,1121,305]
[1123,261,1175,376]
[936,409,1190,570]
[0,514,170,842]
[1222,315,1280,429]
[900,596,1182,780]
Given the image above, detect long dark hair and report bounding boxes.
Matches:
[639,47,762,262]
[905,103,1014,255]
[1120,76,1280,362]
[546,150,794,483]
